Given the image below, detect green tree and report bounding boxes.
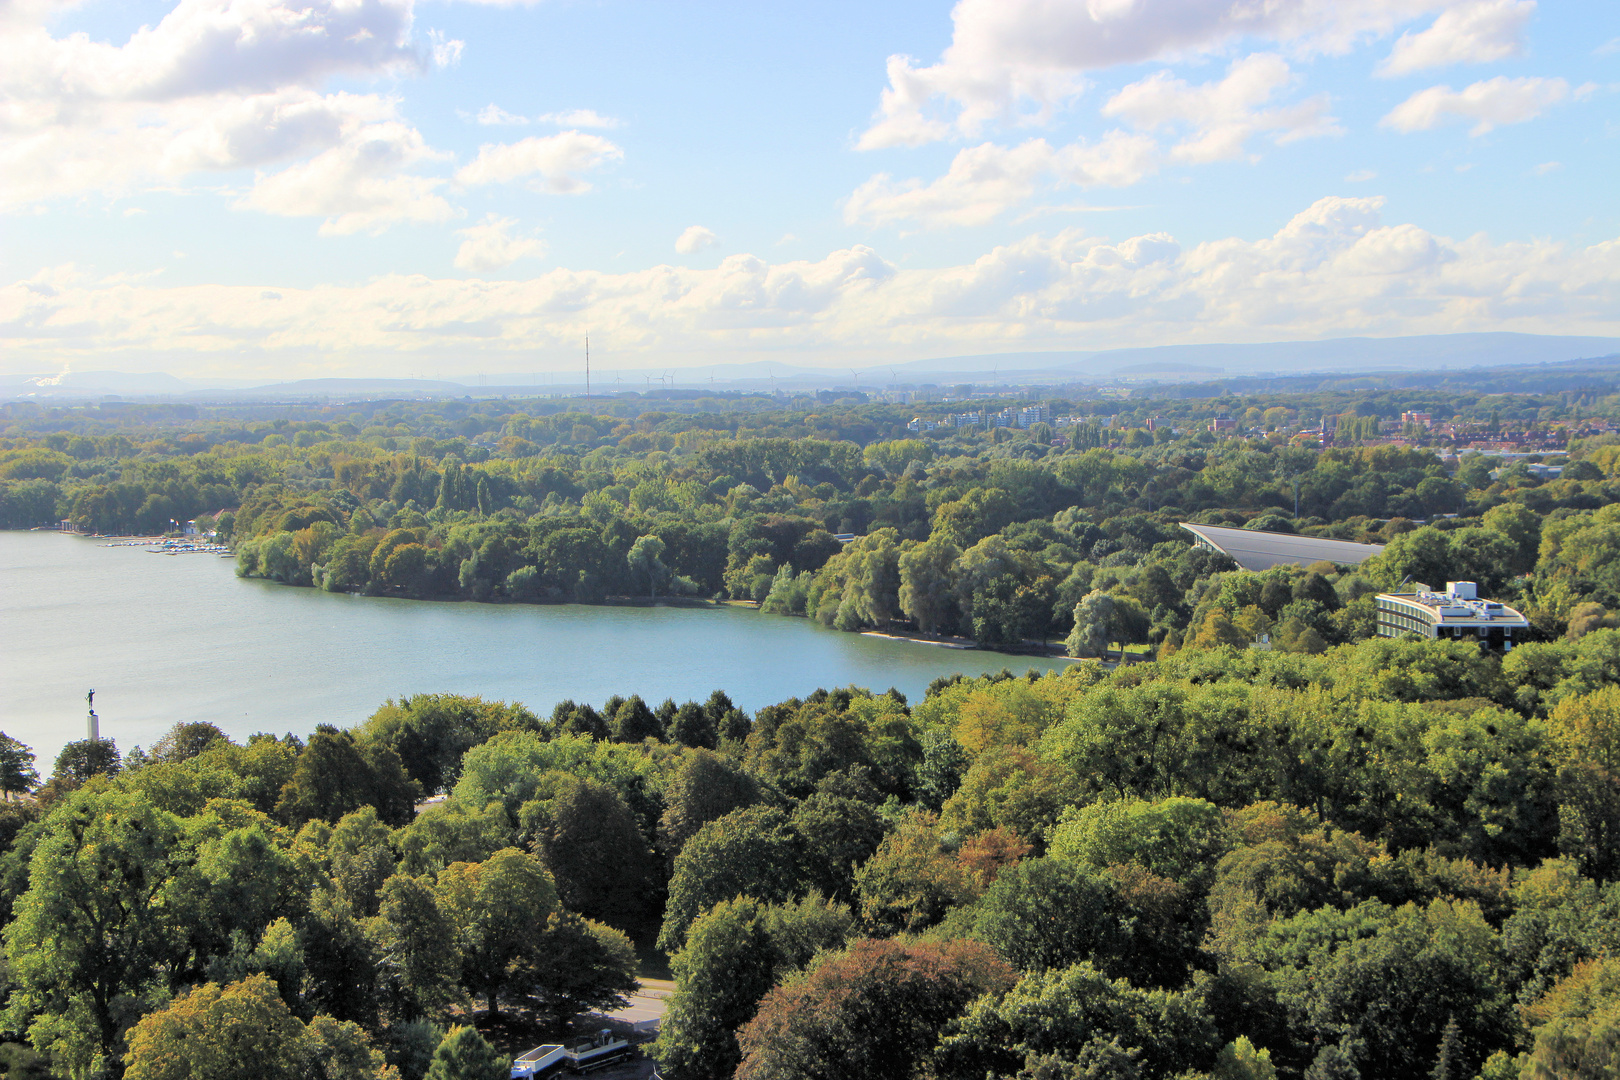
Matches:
[277,725,422,827]
[52,738,121,784]
[436,848,560,1016]
[397,799,511,876]
[655,897,787,1080]
[1257,899,1510,1077]
[939,960,1218,1080]
[899,536,960,635]
[1048,796,1231,893]
[1520,956,1620,1080]
[301,886,382,1027]
[361,694,540,795]
[1212,1037,1278,1080]
[854,811,976,935]
[610,694,663,742]
[425,1025,506,1080]
[520,911,639,1027]
[629,534,669,599]
[6,787,189,1074]
[1549,687,1620,880]
[123,975,308,1080]
[968,858,1134,977]
[1066,592,1115,659]
[149,722,227,763]
[1302,1043,1362,1080]
[657,750,760,867]
[0,733,39,800]
[524,775,654,929]
[376,874,464,1021]
[658,807,806,952]
[668,702,718,749]
[792,782,891,903]
[329,806,397,917]
[1429,1015,1462,1080]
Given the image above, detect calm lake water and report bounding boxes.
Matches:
[1,531,1068,767]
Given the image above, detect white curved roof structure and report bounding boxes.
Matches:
[1180,522,1385,572]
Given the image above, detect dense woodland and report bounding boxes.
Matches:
[4,386,1620,656]
[5,386,1620,1079]
[2,628,1620,1079]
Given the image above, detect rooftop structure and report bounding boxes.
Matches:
[1375,581,1528,651]
[1179,522,1386,572]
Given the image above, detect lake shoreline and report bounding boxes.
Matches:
[2,531,1075,767]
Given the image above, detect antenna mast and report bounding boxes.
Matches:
[585,336,591,397]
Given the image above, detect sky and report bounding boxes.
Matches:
[1,0,1617,382]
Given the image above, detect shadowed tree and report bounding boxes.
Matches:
[436,848,559,1017]
[0,733,39,801]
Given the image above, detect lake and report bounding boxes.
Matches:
[0,531,1071,767]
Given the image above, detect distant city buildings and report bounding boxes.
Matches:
[906,403,1052,433]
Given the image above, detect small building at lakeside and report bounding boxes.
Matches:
[1375,581,1528,651]
[1179,522,1386,572]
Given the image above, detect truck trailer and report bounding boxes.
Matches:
[511,1030,634,1078]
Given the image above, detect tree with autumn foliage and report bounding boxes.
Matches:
[735,938,1014,1080]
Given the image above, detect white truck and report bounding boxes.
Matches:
[511,1030,635,1078]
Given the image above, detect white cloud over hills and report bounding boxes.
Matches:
[6,198,1617,375]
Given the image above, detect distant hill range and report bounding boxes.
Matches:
[874,333,1620,385]
[4,332,1618,401]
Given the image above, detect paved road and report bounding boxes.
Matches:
[601,979,672,1033]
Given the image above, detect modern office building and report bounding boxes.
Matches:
[1374,581,1528,650]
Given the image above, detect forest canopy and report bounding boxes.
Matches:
[0,625,1617,1078]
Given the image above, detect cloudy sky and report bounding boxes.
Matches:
[2,0,1616,381]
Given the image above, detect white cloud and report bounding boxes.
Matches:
[1346,169,1378,181]
[476,104,528,125]
[9,197,1615,372]
[675,226,718,254]
[0,88,406,210]
[0,0,421,104]
[1381,75,1570,135]
[454,215,545,272]
[858,0,1447,148]
[472,106,620,129]
[1534,161,1561,175]
[0,0,460,221]
[454,132,623,192]
[1102,54,1341,164]
[847,141,1062,230]
[1377,0,1534,76]
[428,29,464,69]
[536,109,621,129]
[160,90,396,173]
[845,57,1337,232]
[240,121,455,235]
[845,133,1159,230]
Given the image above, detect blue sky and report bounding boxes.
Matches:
[1,0,1616,380]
